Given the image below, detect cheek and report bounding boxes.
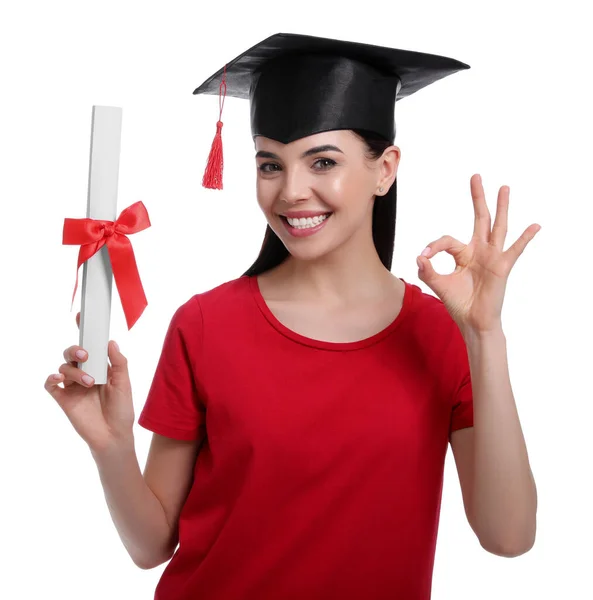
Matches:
[316,169,369,204]
[309,170,348,199]
[256,179,275,212]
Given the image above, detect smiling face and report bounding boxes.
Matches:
[254,130,400,263]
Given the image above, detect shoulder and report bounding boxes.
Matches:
[169,275,254,329]
[196,274,251,305]
[172,276,250,317]
[401,280,467,364]
[403,279,455,330]
[403,282,471,410]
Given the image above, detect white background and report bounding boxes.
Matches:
[1,0,591,598]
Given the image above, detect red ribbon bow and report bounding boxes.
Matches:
[62,201,151,329]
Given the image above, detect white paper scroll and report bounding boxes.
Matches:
[77,106,122,385]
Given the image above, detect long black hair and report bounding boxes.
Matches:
[241,129,397,277]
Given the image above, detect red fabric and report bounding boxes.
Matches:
[62,200,151,329]
[138,275,473,600]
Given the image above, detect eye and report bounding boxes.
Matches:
[312,158,336,170]
[257,158,337,174]
[258,162,281,173]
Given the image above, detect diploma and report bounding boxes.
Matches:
[77,105,122,384]
[62,106,150,384]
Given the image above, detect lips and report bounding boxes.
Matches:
[279,212,332,237]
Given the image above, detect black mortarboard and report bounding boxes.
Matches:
[193,32,470,189]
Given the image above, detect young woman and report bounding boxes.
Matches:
[44,33,539,600]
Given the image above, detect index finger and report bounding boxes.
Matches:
[63,345,87,364]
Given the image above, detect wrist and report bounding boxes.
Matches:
[89,434,136,464]
[459,323,505,342]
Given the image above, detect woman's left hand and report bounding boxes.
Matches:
[416,174,541,335]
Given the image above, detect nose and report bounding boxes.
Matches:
[279,164,312,205]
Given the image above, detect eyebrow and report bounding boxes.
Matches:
[255,144,344,160]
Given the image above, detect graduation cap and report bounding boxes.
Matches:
[193,32,470,189]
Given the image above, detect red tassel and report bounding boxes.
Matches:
[202,120,224,189]
[202,65,227,190]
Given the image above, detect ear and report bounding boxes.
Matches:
[379,146,400,191]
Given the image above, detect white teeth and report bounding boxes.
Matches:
[286,214,330,229]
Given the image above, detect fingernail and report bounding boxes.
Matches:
[416,257,423,270]
[421,246,431,257]
[112,341,119,352]
[75,350,86,359]
[82,375,94,385]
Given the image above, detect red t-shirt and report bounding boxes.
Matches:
[138,274,473,600]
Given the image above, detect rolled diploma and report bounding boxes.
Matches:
[77,105,122,385]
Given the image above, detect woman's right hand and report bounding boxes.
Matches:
[44,312,135,453]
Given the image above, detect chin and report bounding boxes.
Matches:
[269,215,346,261]
[284,238,342,263]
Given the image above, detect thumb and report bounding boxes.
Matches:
[108,340,131,386]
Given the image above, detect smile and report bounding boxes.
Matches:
[280,213,333,237]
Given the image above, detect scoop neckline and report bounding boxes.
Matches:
[246,274,415,351]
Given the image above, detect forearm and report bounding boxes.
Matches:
[462,326,537,555]
[91,438,176,569]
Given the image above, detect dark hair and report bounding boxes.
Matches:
[241,129,397,277]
